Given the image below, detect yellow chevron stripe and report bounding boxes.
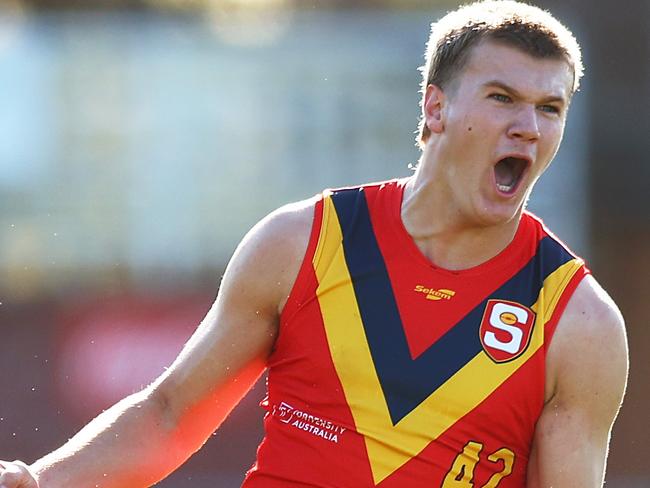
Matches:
[314,196,584,485]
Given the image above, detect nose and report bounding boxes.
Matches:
[507,105,540,142]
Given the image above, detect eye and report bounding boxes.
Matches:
[538,104,561,115]
[489,93,512,103]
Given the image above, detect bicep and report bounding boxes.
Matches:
[146,263,277,451]
[528,276,629,487]
[528,398,610,488]
[147,203,313,448]
[154,281,277,434]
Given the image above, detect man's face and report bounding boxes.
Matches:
[424,39,574,226]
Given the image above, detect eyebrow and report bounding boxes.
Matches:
[483,80,567,106]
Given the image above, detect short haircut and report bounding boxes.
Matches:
[417,0,583,147]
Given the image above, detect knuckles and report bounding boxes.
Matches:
[0,460,39,487]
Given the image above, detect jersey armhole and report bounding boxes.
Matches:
[278,194,325,325]
[544,264,591,350]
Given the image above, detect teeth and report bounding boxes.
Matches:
[497,183,514,192]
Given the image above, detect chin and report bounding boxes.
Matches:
[475,201,524,228]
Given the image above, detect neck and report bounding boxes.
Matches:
[402,153,522,271]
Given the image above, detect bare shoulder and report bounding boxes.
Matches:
[558,275,626,348]
[546,274,629,425]
[551,274,628,366]
[247,196,318,254]
[221,195,318,315]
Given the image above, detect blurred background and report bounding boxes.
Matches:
[0,0,647,486]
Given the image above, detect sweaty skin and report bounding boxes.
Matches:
[0,40,627,488]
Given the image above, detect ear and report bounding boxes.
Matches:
[423,84,446,134]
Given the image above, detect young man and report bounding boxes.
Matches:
[0,1,628,487]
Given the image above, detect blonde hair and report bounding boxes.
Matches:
[417,0,583,147]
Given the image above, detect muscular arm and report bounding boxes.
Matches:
[3,200,314,488]
[527,275,629,488]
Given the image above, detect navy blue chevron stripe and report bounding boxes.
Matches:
[331,188,575,425]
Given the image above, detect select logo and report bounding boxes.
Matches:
[414,285,456,301]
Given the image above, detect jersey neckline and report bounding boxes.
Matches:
[385,177,531,277]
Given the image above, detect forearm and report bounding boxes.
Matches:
[31,388,193,488]
[30,355,266,488]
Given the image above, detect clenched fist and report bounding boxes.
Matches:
[0,460,38,488]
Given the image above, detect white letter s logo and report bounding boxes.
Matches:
[483,302,529,354]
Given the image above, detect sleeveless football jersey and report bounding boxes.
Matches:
[242,179,589,488]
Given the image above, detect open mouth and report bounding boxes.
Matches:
[494,156,529,194]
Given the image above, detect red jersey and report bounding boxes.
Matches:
[242,179,588,487]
